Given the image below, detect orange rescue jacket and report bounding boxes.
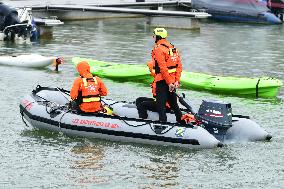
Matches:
[71,76,108,113]
[151,39,182,85]
[71,61,108,113]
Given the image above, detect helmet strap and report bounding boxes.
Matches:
[155,35,163,43]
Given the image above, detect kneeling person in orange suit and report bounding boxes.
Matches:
[136,60,171,119]
[70,61,108,113]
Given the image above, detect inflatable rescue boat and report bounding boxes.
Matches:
[19,86,272,149]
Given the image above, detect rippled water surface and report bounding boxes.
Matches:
[0,17,283,188]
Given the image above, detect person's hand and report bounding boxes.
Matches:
[174,81,180,88]
[169,83,175,92]
[56,57,64,65]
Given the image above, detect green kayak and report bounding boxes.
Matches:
[72,57,151,82]
[72,57,283,98]
[181,72,282,98]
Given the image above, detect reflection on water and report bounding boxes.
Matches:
[132,147,195,189]
[140,156,181,188]
[68,141,200,188]
[20,129,86,146]
[70,143,107,185]
[71,143,105,170]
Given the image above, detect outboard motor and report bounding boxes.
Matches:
[196,100,232,141]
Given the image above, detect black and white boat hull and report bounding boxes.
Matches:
[20,86,222,149]
[20,86,271,149]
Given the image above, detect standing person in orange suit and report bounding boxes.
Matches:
[151,28,183,123]
[70,61,108,113]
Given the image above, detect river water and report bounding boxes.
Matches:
[0,17,283,188]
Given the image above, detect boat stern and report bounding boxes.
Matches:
[226,117,272,142]
[261,12,282,24]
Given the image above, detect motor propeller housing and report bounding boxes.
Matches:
[197,100,232,126]
[196,100,232,141]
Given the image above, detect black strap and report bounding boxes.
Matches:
[86,78,95,82]
[256,78,260,98]
[160,43,170,48]
[168,65,177,69]
[154,62,178,74]
[82,94,100,99]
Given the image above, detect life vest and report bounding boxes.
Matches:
[80,77,101,103]
[152,42,181,83]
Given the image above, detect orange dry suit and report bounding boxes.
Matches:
[151,39,182,85]
[70,62,108,113]
[151,38,183,123]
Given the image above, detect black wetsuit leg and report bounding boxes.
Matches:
[156,80,168,122]
[136,97,157,119]
[168,91,182,123]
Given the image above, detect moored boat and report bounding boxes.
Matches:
[19,86,271,149]
[191,0,282,24]
[72,57,283,98]
[0,3,35,41]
